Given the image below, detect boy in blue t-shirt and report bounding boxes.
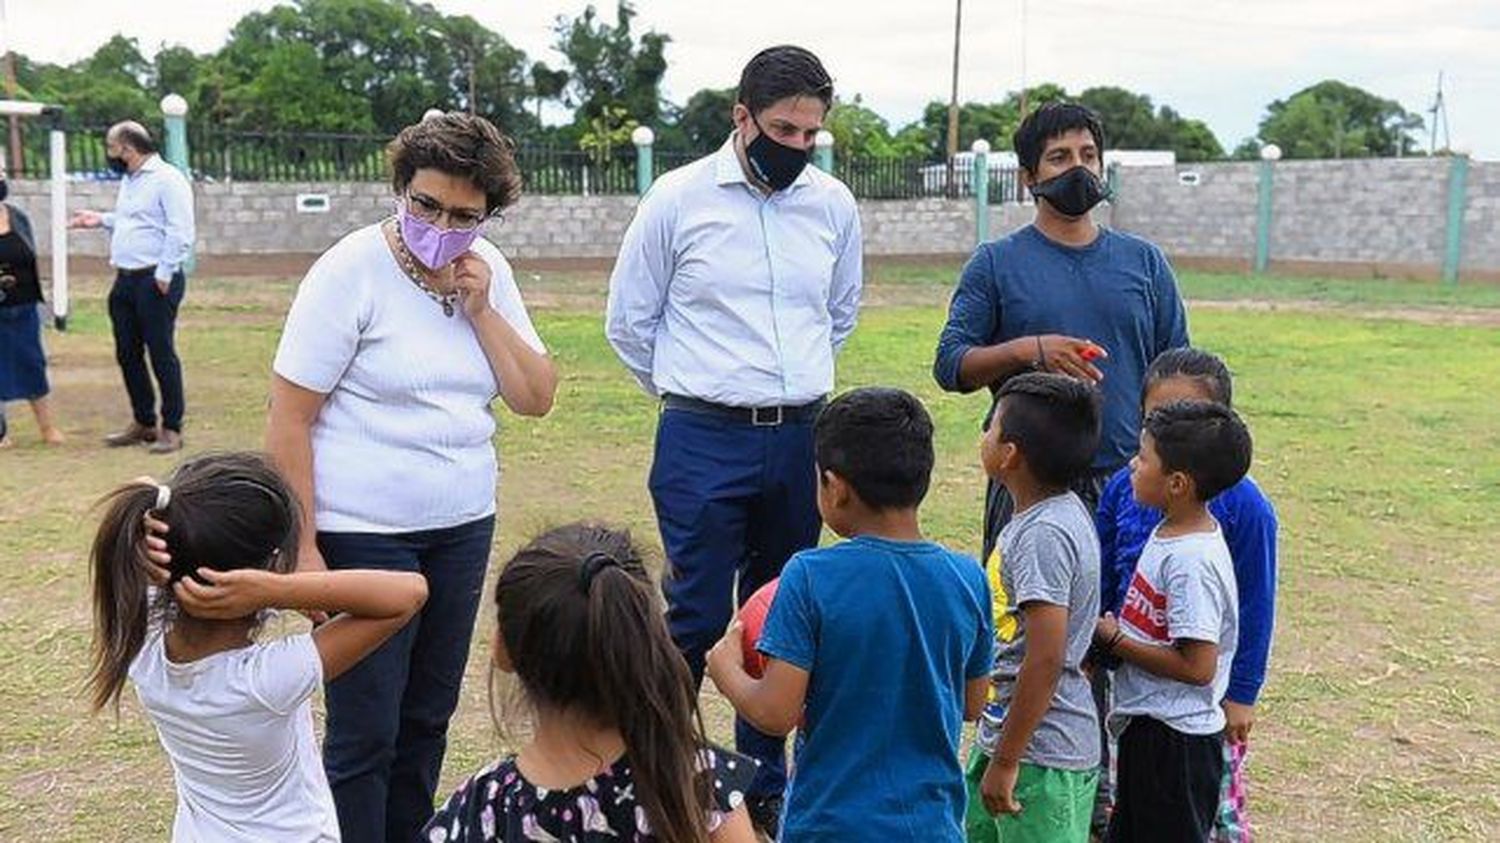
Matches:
[1095,348,1277,841]
[706,387,995,842]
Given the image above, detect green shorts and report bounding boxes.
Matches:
[964,748,1098,843]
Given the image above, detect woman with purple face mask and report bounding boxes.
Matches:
[261,112,558,842]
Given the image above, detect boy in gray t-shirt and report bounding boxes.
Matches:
[970,373,1102,842]
[1093,400,1252,842]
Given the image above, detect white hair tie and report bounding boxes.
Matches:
[155,484,172,511]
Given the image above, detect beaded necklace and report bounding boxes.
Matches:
[385,217,458,317]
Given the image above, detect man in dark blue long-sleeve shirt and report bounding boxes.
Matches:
[933,102,1189,837]
[933,103,1188,561]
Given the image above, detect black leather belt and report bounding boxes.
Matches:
[117,265,158,278]
[662,394,825,426]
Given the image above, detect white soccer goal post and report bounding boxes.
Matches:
[0,99,68,329]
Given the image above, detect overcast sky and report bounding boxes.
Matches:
[5,0,1498,159]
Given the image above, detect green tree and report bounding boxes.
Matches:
[1257,80,1423,159]
[1231,137,1263,160]
[214,0,534,135]
[578,104,636,168]
[152,46,201,99]
[1153,106,1224,162]
[34,35,156,126]
[1077,86,1160,147]
[826,96,892,158]
[911,100,1014,161]
[529,61,570,126]
[1074,87,1224,161]
[554,1,669,127]
[225,42,374,132]
[663,86,735,152]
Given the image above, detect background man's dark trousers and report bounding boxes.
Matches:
[649,404,822,803]
[108,267,186,433]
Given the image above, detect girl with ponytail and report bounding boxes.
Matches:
[88,451,428,842]
[424,522,756,843]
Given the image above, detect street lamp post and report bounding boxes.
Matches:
[1254,143,1281,274]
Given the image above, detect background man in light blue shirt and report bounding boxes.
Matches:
[605,44,862,838]
[70,121,196,453]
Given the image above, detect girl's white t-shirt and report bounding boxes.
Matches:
[273,223,546,533]
[130,630,339,842]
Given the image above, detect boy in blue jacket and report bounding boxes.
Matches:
[1095,348,1277,841]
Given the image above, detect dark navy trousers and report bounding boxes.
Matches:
[107,268,186,432]
[649,407,822,799]
[317,515,495,843]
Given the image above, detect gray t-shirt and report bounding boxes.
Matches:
[976,492,1101,770]
[1109,524,1239,736]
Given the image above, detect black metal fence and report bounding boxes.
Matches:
[5,122,1029,202]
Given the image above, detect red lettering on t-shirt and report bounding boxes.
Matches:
[1120,571,1169,642]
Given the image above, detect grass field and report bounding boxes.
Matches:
[2,263,1498,840]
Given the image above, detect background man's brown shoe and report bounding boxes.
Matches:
[103,423,158,447]
[147,431,183,454]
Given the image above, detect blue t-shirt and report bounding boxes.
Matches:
[757,536,994,842]
[1095,468,1279,705]
[933,224,1190,472]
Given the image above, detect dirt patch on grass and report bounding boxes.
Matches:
[1192,298,1500,328]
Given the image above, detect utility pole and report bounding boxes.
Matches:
[945,0,962,198]
[1428,71,1449,155]
[1018,0,1029,119]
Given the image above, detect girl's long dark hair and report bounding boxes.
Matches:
[495,523,712,843]
[88,451,299,712]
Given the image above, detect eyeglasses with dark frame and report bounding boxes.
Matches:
[405,191,498,230]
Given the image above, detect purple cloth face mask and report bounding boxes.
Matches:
[398,202,483,269]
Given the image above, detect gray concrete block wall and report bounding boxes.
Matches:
[1111,163,1259,262]
[1109,158,1499,277]
[860,199,973,255]
[1267,159,1448,266]
[11,157,1500,279]
[1462,162,1500,274]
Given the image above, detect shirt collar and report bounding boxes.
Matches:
[713,132,817,192]
[132,154,164,176]
[714,135,750,186]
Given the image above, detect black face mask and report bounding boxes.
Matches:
[1029,165,1108,217]
[106,156,129,175]
[744,116,810,192]
[0,179,8,203]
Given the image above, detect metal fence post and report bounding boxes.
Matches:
[161,94,195,275]
[1442,153,1470,286]
[971,139,990,245]
[632,126,654,197]
[1254,144,1280,274]
[814,129,834,173]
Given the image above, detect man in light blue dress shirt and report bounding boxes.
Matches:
[605,45,862,837]
[70,121,195,453]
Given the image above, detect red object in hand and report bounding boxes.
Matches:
[739,578,781,678]
[1079,343,1104,362]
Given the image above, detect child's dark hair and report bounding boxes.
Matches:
[494,523,711,843]
[814,387,934,509]
[737,45,834,114]
[88,452,299,712]
[995,373,1103,489]
[1142,401,1253,501]
[1145,348,1234,408]
[1012,102,1106,174]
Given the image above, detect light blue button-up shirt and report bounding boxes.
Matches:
[102,154,196,282]
[605,136,863,407]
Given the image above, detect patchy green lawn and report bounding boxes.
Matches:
[2,268,1496,840]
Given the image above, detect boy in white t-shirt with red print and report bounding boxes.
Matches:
[1093,400,1252,842]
